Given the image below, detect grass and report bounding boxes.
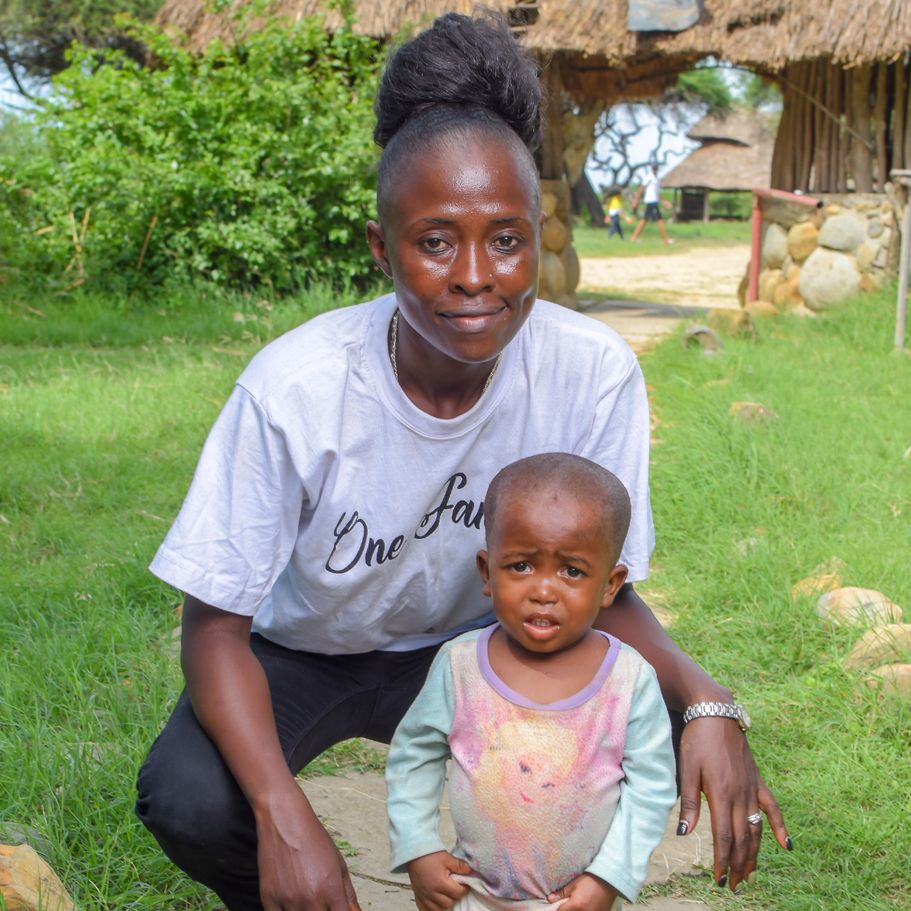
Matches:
[638,289,911,911]
[1,280,909,910]
[573,218,752,258]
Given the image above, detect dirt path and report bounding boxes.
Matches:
[579,244,750,309]
[576,243,750,354]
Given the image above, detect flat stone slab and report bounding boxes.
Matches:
[302,766,711,910]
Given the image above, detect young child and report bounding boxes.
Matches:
[603,187,628,239]
[386,453,677,911]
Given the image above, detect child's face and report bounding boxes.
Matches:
[477,488,628,656]
[366,133,541,370]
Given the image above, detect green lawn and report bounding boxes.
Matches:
[1,282,908,910]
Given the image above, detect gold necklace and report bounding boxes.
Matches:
[389,309,501,394]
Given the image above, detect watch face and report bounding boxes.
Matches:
[738,706,752,730]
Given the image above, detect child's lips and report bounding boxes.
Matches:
[523,616,560,640]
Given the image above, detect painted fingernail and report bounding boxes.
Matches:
[785,836,794,851]
[676,821,688,836]
[717,874,728,888]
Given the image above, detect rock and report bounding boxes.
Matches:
[787,221,818,262]
[824,203,842,216]
[867,219,884,238]
[818,212,866,252]
[0,826,52,861]
[844,623,911,670]
[745,300,779,320]
[730,401,778,422]
[859,273,882,292]
[761,222,788,268]
[856,243,876,272]
[758,268,784,302]
[540,192,557,218]
[816,587,903,629]
[681,324,722,352]
[541,215,568,252]
[539,251,565,300]
[791,572,842,602]
[864,663,911,697]
[559,243,580,294]
[873,245,888,269]
[761,200,814,229]
[0,844,75,911]
[798,248,861,310]
[707,308,755,337]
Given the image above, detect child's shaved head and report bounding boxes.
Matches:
[484,453,631,566]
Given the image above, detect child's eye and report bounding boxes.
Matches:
[564,566,585,579]
[509,561,531,573]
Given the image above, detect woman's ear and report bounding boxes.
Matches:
[476,549,492,598]
[600,563,629,609]
[366,220,393,279]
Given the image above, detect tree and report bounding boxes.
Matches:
[0,0,163,95]
[588,66,734,194]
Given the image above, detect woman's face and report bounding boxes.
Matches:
[367,132,541,368]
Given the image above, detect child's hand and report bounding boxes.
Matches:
[547,872,620,910]
[406,851,473,911]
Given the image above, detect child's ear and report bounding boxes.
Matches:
[600,563,629,609]
[476,549,492,598]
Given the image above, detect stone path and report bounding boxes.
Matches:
[304,763,711,911]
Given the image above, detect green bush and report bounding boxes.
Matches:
[0,8,382,293]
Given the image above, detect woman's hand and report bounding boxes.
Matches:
[406,851,473,911]
[256,784,361,910]
[677,717,790,891]
[547,873,619,910]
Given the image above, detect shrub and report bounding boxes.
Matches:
[0,7,382,293]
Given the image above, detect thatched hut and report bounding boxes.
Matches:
[155,0,911,304]
[662,112,776,221]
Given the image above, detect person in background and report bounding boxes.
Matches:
[629,164,674,244]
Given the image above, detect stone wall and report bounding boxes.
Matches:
[538,178,580,309]
[748,193,900,313]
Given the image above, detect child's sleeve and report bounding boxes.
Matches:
[385,645,457,872]
[585,659,677,901]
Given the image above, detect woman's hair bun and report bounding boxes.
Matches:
[374,11,542,152]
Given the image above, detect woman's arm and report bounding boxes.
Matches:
[594,584,791,891]
[181,595,360,911]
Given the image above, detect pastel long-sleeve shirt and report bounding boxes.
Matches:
[386,626,677,903]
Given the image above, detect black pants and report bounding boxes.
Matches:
[136,633,685,911]
[135,634,441,911]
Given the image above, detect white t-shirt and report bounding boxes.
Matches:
[150,294,654,655]
[643,171,661,205]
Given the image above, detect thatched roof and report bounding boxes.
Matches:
[156,0,911,78]
[661,111,776,191]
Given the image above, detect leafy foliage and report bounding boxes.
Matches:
[0,9,382,293]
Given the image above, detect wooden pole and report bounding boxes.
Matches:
[835,67,847,192]
[848,64,873,192]
[874,63,888,190]
[540,58,564,181]
[894,60,907,172]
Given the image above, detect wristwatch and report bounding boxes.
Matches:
[682,701,751,732]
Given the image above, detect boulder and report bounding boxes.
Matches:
[559,243,580,294]
[787,221,818,262]
[867,219,884,239]
[758,268,784,302]
[790,572,842,602]
[0,844,74,911]
[818,212,866,252]
[538,251,565,300]
[542,215,568,253]
[864,663,911,697]
[0,826,51,861]
[681,324,722,352]
[816,587,903,629]
[855,243,876,272]
[729,401,778,422]
[844,623,911,670]
[540,192,558,218]
[761,222,788,269]
[707,308,755,337]
[798,248,860,310]
[745,300,779,320]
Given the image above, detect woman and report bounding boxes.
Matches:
[136,13,789,911]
